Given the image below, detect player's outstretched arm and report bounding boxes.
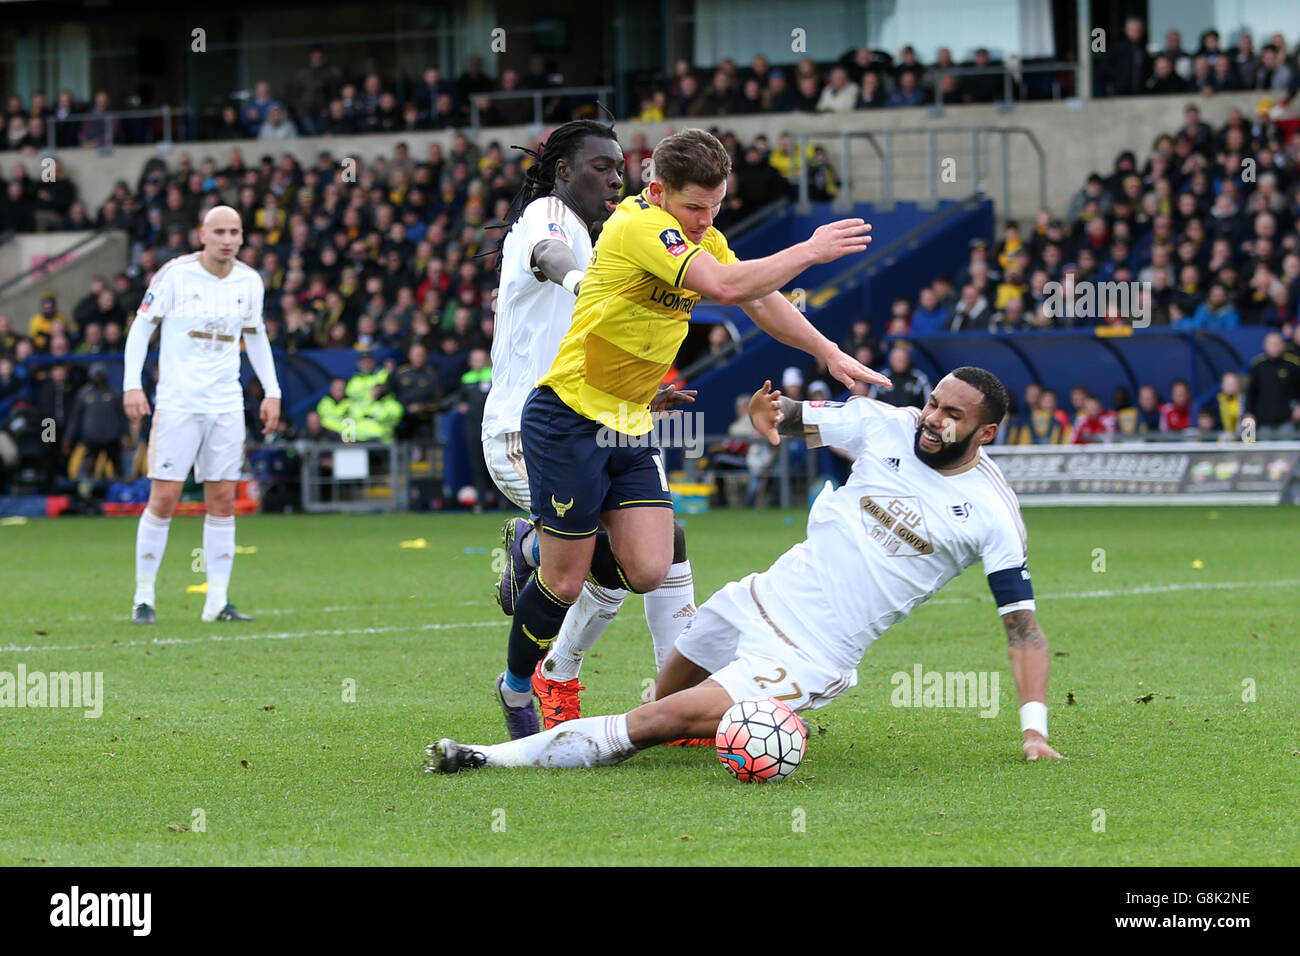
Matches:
[682,219,871,307]
[531,239,584,296]
[748,380,823,447]
[741,291,891,391]
[748,379,786,444]
[1002,609,1063,761]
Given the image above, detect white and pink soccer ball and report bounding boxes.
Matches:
[715,697,807,782]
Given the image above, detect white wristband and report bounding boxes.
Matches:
[561,270,584,295]
[1019,701,1048,738]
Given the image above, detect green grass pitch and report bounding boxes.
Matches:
[1,505,1297,865]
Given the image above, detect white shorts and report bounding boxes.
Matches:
[675,572,858,712]
[147,408,245,483]
[483,430,530,511]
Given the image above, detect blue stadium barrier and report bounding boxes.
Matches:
[720,200,955,299]
[687,198,996,432]
[250,348,401,424]
[688,200,978,339]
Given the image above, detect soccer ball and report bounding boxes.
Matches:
[715,697,807,782]
[456,485,479,508]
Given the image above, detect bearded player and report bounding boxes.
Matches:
[123,205,280,624]
[483,118,699,739]
[427,367,1064,772]
[478,127,890,746]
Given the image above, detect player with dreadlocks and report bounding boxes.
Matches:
[481,117,701,741]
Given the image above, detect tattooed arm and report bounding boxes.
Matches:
[1002,608,1063,761]
[748,379,825,446]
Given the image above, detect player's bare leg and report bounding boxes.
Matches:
[536,520,695,728]
[652,648,712,702]
[537,529,599,604]
[427,680,734,772]
[592,510,696,739]
[132,479,183,623]
[599,505,674,594]
[645,640,717,746]
[626,680,733,745]
[528,505,673,725]
[145,479,184,518]
[527,506,677,728]
[200,479,249,622]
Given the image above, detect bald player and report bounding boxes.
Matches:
[123,206,281,624]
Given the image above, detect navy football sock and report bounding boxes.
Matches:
[506,573,574,682]
[588,531,636,592]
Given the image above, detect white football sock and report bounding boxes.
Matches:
[542,581,626,682]
[133,510,171,606]
[498,671,533,708]
[202,514,236,614]
[481,714,636,768]
[519,527,539,569]
[643,559,696,672]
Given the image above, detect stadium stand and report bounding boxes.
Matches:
[2,20,1299,509]
[0,25,1295,156]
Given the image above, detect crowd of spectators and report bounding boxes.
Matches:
[704,334,1299,539]
[2,23,1296,239]
[3,89,130,151]
[681,91,1300,445]
[706,316,1299,518]
[782,318,1300,444]
[0,121,798,369]
[990,354,1300,444]
[1102,21,1299,98]
[210,51,578,140]
[0,159,83,232]
[636,47,994,119]
[0,50,579,153]
[772,96,1300,443]
[708,327,1300,509]
[5,44,1300,494]
[2,22,1296,164]
[630,28,1296,120]
[868,101,1300,336]
[0,123,802,493]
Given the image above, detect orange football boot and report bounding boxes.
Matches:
[531,660,586,729]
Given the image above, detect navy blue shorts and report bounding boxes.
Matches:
[521,386,672,538]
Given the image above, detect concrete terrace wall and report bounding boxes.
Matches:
[48,91,1266,226]
[0,232,128,328]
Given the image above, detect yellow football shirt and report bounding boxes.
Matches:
[539,189,738,435]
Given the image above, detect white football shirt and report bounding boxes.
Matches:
[481,195,592,440]
[752,397,1032,673]
[136,254,267,414]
